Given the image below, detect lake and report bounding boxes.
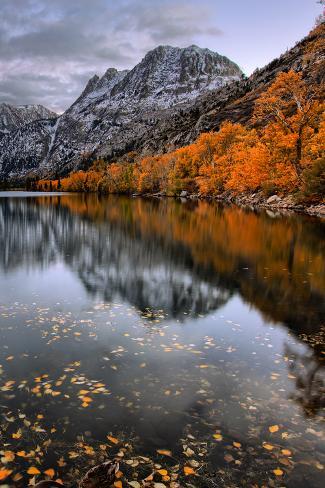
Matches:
[0,192,324,487]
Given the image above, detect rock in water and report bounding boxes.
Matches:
[79,460,120,488]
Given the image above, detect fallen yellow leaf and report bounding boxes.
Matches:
[3,451,15,461]
[114,481,122,488]
[44,468,55,478]
[263,443,275,451]
[213,433,223,441]
[17,451,27,457]
[281,449,292,456]
[27,467,41,475]
[184,466,195,475]
[12,429,22,439]
[0,469,12,481]
[157,449,172,456]
[157,469,168,476]
[81,396,92,403]
[107,435,119,444]
[12,473,23,481]
[273,468,284,476]
[269,425,279,433]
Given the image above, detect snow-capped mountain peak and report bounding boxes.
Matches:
[0,44,242,178]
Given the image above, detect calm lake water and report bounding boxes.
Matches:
[0,192,324,487]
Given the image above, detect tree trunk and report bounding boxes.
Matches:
[293,128,303,182]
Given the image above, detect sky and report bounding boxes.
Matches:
[0,0,322,113]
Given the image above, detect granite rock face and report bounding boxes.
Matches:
[0,45,242,179]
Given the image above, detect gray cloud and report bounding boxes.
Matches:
[0,0,222,112]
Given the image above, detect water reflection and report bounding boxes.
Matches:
[0,194,324,487]
[1,194,324,329]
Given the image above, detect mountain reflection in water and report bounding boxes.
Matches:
[0,193,324,487]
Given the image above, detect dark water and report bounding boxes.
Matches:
[0,193,324,487]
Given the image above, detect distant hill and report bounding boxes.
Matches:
[0,103,57,137]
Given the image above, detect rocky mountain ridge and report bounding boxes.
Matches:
[0,44,242,178]
[0,103,57,137]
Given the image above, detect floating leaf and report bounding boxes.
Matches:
[213,433,223,441]
[281,449,292,456]
[107,435,119,444]
[273,468,284,476]
[157,449,172,457]
[3,451,15,462]
[82,395,93,402]
[12,429,22,439]
[17,451,27,457]
[263,443,275,451]
[13,473,23,482]
[44,468,55,478]
[0,469,12,481]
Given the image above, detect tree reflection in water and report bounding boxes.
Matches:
[286,342,325,417]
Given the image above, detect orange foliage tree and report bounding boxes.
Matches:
[254,70,323,182]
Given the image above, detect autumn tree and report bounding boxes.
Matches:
[254,70,322,181]
[196,122,247,194]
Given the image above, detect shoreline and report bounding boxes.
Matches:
[1,188,324,218]
[141,191,325,218]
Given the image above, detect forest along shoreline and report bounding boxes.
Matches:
[25,68,324,215]
[4,188,324,218]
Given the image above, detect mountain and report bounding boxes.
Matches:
[0,45,242,179]
[0,103,57,137]
[0,25,323,181]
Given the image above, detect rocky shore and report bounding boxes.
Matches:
[144,191,325,218]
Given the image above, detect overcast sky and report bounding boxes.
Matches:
[0,0,321,113]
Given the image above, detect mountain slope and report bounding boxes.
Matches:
[0,45,242,179]
[0,103,57,137]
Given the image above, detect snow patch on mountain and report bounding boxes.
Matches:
[0,45,242,178]
[0,103,57,137]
